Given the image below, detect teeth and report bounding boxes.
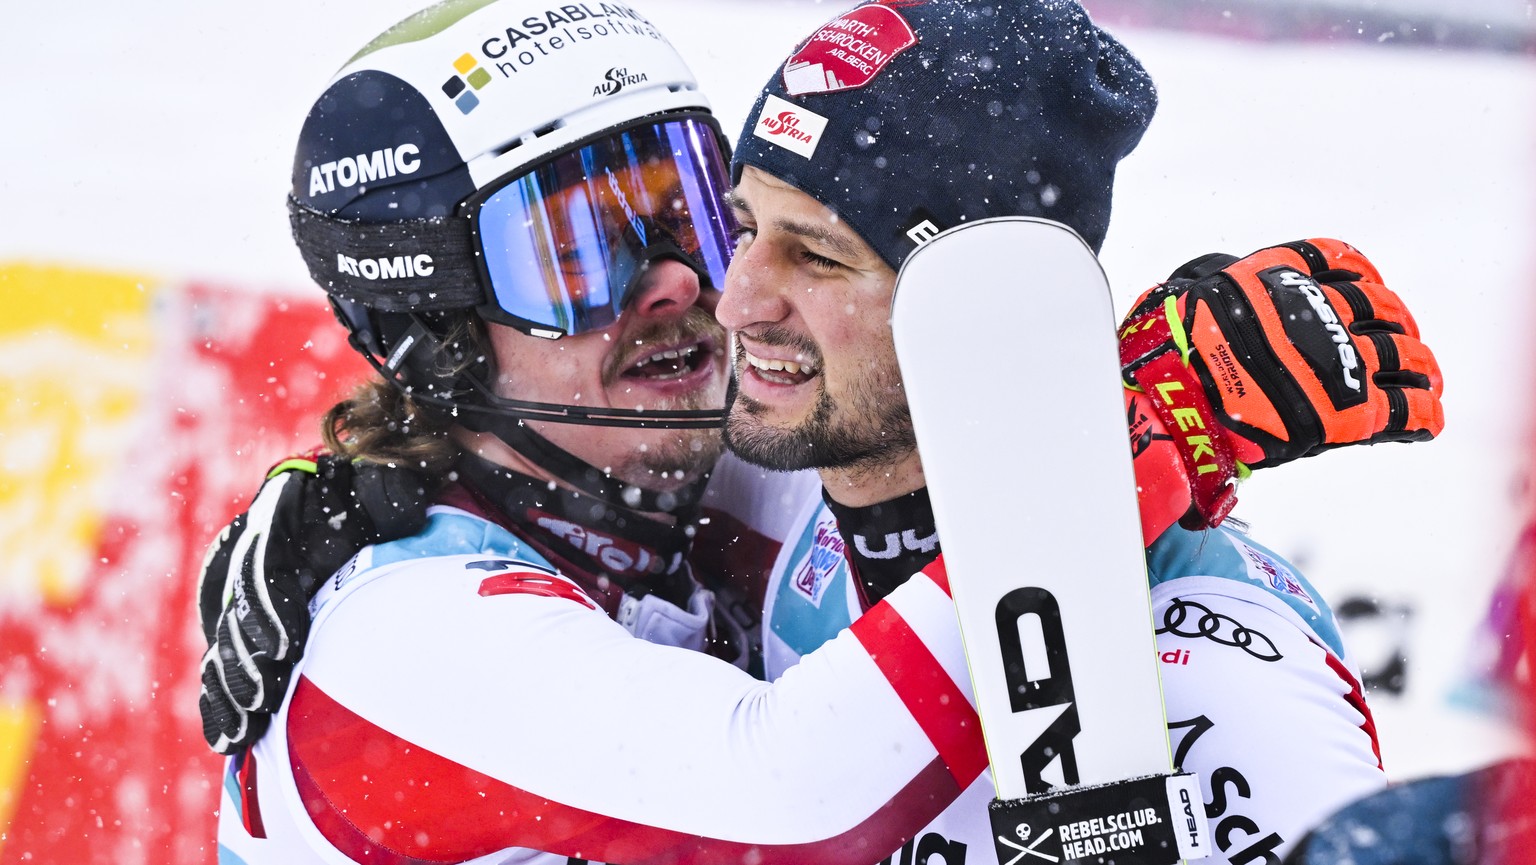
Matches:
[632,345,698,368]
[745,349,818,377]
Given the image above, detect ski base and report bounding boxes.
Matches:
[989,772,1210,865]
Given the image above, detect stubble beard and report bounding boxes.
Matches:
[723,343,917,473]
[609,425,725,492]
[603,306,728,490]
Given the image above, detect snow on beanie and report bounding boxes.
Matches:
[731,0,1157,267]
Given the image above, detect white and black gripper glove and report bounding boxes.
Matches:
[196,452,428,755]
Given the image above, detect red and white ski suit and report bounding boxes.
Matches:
[217,455,1385,864]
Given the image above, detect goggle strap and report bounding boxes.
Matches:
[459,410,711,513]
[289,197,482,313]
[340,319,719,512]
[455,368,724,428]
[345,313,725,429]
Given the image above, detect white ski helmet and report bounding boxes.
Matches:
[288,0,735,435]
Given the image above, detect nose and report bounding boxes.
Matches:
[716,240,787,333]
[628,258,702,321]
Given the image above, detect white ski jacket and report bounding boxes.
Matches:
[217,458,1385,865]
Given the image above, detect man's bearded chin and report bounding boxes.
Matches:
[605,306,728,490]
[611,427,725,494]
[723,375,917,473]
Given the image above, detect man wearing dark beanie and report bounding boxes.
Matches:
[731,0,1154,266]
[719,1,1430,861]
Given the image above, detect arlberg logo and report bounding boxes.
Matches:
[1278,269,1361,392]
[593,66,649,97]
[782,3,918,96]
[752,94,829,160]
[308,143,422,197]
[336,253,435,280]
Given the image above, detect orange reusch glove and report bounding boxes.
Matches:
[1121,238,1444,531]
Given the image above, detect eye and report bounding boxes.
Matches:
[729,225,756,252]
[800,249,842,272]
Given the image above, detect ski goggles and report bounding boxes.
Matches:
[288,113,736,340]
[466,114,736,338]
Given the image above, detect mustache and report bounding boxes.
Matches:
[602,306,728,383]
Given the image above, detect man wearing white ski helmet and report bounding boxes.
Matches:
[204,0,1446,863]
[208,5,771,859]
[284,0,740,507]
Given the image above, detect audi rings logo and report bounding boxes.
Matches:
[1157,598,1282,661]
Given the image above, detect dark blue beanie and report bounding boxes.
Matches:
[732,0,1156,267]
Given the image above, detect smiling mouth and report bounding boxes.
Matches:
[622,340,715,381]
[742,347,820,385]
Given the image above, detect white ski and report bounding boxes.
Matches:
[891,217,1209,865]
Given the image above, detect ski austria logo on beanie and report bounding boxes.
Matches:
[731,0,1157,267]
[752,95,831,160]
[782,3,918,95]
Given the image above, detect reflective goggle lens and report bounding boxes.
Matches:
[476,117,734,337]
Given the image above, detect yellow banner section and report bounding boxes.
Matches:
[0,702,40,854]
[0,263,153,604]
[0,263,157,860]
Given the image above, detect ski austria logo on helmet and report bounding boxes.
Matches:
[593,66,649,97]
[781,2,918,96]
[752,94,829,160]
[443,52,494,114]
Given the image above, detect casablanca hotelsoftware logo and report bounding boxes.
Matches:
[443,52,493,113]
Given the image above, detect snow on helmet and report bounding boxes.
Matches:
[288,0,734,434]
